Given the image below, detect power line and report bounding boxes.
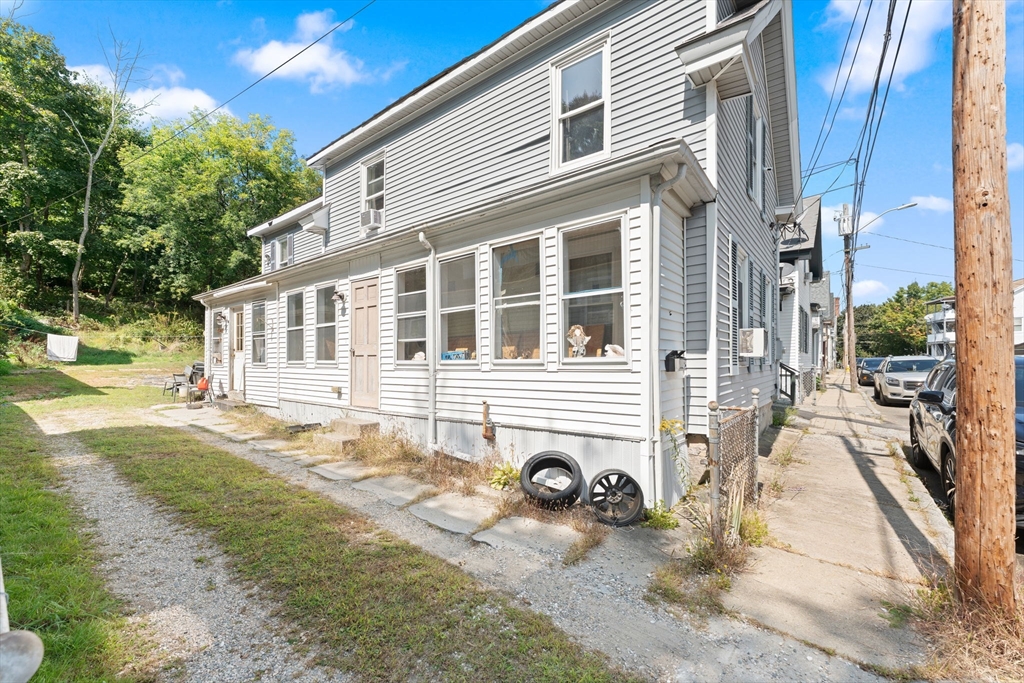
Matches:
[0,0,378,232]
[858,263,953,279]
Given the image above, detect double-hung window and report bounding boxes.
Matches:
[554,42,609,168]
[251,302,266,364]
[439,255,477,361]
[271,234,292,270]
[493,238,541,361]
[286,292,304,363]
[562,221,624,360]
[396,267,427,362]
[315,286,336,362]
[363,158,385,212]
[211,312,224,364]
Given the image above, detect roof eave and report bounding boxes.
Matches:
[246,197,325,238]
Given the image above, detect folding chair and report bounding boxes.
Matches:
[167,373,188,402]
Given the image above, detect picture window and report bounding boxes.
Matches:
[493,238,541,361]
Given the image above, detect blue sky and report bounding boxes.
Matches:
[10,0,1024,303]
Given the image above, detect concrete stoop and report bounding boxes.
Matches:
[330,416,380,438]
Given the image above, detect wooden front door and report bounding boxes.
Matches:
[230,308,245,393]
[351,278,379,408]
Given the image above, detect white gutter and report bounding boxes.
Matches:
[210,280,270,299]
[650,162,688,506]
[418,232,438,450]
[246,197,324,238]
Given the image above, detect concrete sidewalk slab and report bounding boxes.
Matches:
[223,431,261,442]
[309,460,374,481]
[249,439,293,452]
[408,492,495,535]
[723,548,924,670]
[472,516,579,555]
[351,475,434,506]
[292,455,330,467]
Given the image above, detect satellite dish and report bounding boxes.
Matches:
[779,222,809,248]
[0,631,45,683]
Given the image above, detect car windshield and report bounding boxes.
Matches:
[887,359,938,373]
[1016,363,1024,406]
[862,358,884,370]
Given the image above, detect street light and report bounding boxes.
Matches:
[843,200,918,390]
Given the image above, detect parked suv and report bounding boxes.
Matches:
[909,356,1024,527]
[858,357,885,386]
[873,356,939,405]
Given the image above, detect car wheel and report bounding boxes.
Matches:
[942,451,956,521]
[589,469,645,527]
[520,451,583,509]
[878,388,888,406]
[907,420,927,469]
[874,385,880,400]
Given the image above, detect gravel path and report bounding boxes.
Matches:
[34,414,351,683]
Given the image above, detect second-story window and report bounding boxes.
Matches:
[271,234,292,270]
[364,158,385,212]
[555,43,608,167]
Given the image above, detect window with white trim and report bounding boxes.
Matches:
[212,312,224,364]
[554,43,608,168]
[396,267,427,362]
[271,234,292,271]
[286,292,304,363]
[493,238,541,361]
[363,158,385,212]
[439,255,477,361]
[251,302,266,365]
[315,286,336,362]
[562,221,624,360]
[729,240,749,371]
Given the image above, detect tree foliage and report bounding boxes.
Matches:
[868,281,954,356]
[0,17,320,320]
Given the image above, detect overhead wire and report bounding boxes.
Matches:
[0,0,379,233]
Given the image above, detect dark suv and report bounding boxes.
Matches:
[857,357,885,386]
[908,356,1024,528]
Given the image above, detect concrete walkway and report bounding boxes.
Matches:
[724,370,954,671]
[149,401,889,682]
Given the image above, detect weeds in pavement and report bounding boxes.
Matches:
[488,461,520,491]
[771,406,796,428]
[887,441,922,505]
[641,500,680,530]
[80,425,638,683]
[739,510,769,547]
[0,402,145,681]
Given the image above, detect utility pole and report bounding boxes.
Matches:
[838,204,856,391]
[952,0,1016,611]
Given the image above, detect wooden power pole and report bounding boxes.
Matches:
[952,0,1016,611]
[839,204,856,391]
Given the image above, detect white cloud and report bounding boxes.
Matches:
[1008,142,1024,172]
[910,195,953,212]
[818,0,951,95]
[853,279,889,299]
[70,63,225,123]
[233,10,366,93]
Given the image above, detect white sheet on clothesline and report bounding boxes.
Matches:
[46,334,79,362]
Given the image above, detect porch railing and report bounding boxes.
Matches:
[779,362,797,404]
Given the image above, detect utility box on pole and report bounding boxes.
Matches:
[951,0,1017,611]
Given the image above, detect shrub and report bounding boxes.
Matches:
[641,500,679,530]
[488,461,521,491]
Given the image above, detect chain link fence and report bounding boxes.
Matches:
[708,389,761,544]
[801,369,816,401]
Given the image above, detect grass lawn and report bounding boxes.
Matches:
[79,424,639,683]
[0,403,141,682]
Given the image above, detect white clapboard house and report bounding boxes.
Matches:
[196,0,802,507]
[777,194,823,403]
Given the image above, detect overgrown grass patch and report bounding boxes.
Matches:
[0,404,142,682]
[79,425,638,682]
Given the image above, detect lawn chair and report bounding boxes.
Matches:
[166,373,188,402]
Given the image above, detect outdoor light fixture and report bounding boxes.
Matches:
[215,312,227,325]
[331,289,345,304]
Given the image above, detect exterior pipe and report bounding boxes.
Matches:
[418,232,438,450]
[650,162,688,506]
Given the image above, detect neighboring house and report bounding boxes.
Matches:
[924,295,956,359]
[196,0,802,508]
[809,271,836,373]
[777,194,822,402]
[1015,278,1024,354]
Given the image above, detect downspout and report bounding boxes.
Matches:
[418,232,438,449]
[275,282,281,408]
[650,162,688,505]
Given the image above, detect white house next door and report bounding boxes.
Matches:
[351,278,379,409]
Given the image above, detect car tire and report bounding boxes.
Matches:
[589,469,645,527]
[907,421,927,469]
[878,388,888,406]
[520,451,583,509]
[874,385,880,401]
[942,451,956,521]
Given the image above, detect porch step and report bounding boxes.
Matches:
[330,416,379,439]
[212,399,246,411]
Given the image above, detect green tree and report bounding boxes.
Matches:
[119,113,321,304]
[868,281,954,356]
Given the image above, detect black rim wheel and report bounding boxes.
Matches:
[589,470,644,527]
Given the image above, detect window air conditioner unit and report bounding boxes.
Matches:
[739,328,767,357]
[360,209,383,234]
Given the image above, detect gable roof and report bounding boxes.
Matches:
[779,193,823,278]
[306,0,612,169]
